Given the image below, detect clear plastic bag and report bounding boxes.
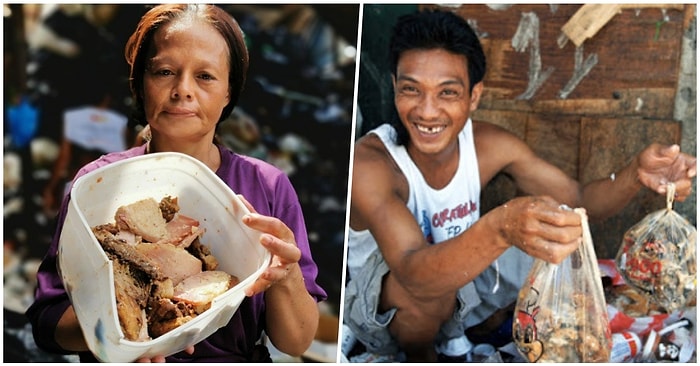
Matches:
[615,183,697,313]
[513,208,612,362]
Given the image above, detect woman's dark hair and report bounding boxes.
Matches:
[388,9,486,145]
[124,4,249,125]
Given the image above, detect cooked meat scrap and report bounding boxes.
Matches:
[150,278,175,300]
[165,213,205,248]
[133,243,202,285]
[173,270,239,314]
[94,227,163,280]
[187,238,219,271]
[159,196,179,222]
[114,197,204,247]
[93,223,119,235]
[147,298,196,338]
[115,230,140,245]
[94,195,236,341]
[109,255,152,341]
[149,315,193,339]
[147,297,196,322]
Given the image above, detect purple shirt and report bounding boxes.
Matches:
[25,144,327,362]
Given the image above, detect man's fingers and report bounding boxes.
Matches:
[530,201,582,228]
[658,143,680,160]
[520,237,580,264]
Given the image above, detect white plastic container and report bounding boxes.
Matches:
[57,152,271,362]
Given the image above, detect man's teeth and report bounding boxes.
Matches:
[416,124,445,134]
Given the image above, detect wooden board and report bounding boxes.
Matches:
[445,4,685,103]
[525,114,581,178]
[561,4,622,47]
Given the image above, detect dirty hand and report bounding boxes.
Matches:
[637,143,697,201]
[237,195,301,297]
[498,196,583,264]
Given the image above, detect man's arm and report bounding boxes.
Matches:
[582,143,696,221]
[474,121,582,207]
[497,127,696,222]
[350,135,581,301]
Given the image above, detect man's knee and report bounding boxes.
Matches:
[381,273,456,322]
[381,275,456,345]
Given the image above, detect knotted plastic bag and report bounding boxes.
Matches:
[513,208,612,362]
[615,183,697,312]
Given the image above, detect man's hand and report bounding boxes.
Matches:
[637,143,697,201]
[497,196,583,264]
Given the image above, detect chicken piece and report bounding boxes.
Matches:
[109,254,152,341]
[94,227,163,280]
[187,237,219,271]
[173,270,239,314]
[147,298,196,338]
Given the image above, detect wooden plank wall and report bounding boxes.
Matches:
[420,4,695,258]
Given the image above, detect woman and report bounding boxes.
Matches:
[26,4,326,362]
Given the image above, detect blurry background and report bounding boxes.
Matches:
[4,3,359,362]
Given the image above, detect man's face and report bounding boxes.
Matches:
[393,48,482,157]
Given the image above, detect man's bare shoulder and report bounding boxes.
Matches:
[472,120,519,139]
[471,120,537,182]
[350,132,409,230]
[354,133,393,167]
[352,132,406,194]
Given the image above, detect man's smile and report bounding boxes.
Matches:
[414,123,446,134]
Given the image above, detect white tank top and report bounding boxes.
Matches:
[347,119,481,278]
[346,119,534,327]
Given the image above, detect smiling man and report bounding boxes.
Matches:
[343,9,696,362]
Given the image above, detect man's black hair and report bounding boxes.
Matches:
[387,9,486,145]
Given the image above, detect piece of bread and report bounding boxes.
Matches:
[115,198,168,243]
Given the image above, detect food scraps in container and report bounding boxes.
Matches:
[92,196,239,341]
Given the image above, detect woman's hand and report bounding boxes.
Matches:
[236,195,319,355]
[237,195,302,297]
[135,346,195,362]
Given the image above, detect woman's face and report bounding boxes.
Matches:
[143,19,230,144]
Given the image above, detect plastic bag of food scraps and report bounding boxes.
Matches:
[599,259,696,363]
[615,183,697,313]
[513,207,611,362]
